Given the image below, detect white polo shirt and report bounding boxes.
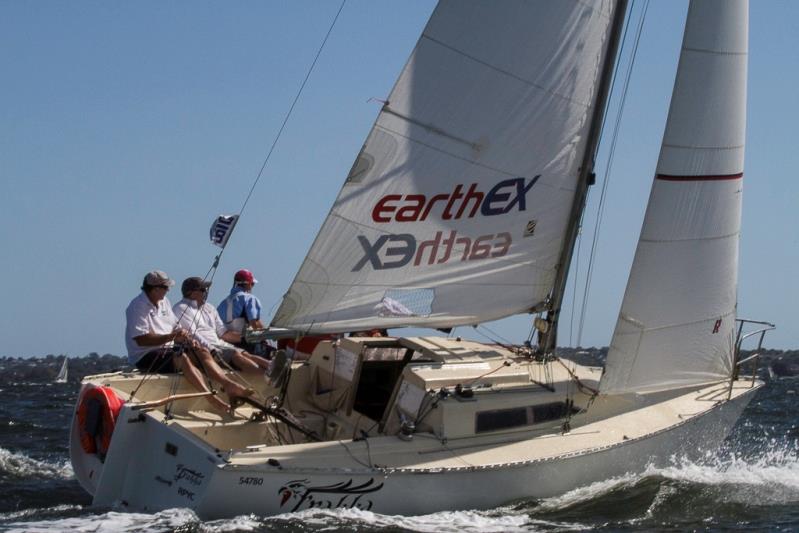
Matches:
[125,291,177,364]
[173,298,234,351]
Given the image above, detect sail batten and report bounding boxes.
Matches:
[273,0,621,333]
[600,0,748,395]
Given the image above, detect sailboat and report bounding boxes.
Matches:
[70,0,774,518]
[55,356,68,384]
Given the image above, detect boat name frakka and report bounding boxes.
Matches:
[278,478,384,512]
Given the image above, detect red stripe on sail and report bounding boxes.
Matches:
[656,173,743,182]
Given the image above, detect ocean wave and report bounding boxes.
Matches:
[2,505,576,533]
[0,447,73,480]
[654,443,799,504]
[531,472,642,513]
[199,514,263,532]
[0,505,83,523]
[274,506,570,533]
[1,418,46,430]
[531,439,799,514]
[2,508,199,533]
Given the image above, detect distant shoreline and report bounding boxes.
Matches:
[2,347,797,383]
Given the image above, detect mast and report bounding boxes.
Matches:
[538,0,629,354]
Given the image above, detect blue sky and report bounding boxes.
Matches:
[1,1,796,357]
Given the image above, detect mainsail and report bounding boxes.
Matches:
[273,0,621,333]
[601,0,748,394]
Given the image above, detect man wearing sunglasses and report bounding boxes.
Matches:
[173,277,281,380]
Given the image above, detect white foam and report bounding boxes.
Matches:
[282,507,546,532]
[201,514,263,532]
[0,504,82,522]
[532,440,799,512]
[651,444,799,504]
[4,508,199,533]
[0,447,72,479]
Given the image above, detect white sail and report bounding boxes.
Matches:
[273,0,620,333]
[601,0,747,394]
[55,356,68,383]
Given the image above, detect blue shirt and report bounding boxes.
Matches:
[217,286,262,327]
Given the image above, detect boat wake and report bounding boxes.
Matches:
[277,507,542,532]
[514,439,799,529]
[0,447,73,480]
[537,439,799,510]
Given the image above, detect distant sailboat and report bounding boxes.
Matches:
[55,357,68,383]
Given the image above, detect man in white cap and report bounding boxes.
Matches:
[125,270,253,412]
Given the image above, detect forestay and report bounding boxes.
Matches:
[601,0,748,394]
[273,0,620,333]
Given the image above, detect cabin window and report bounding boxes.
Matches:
[475,402,578,433]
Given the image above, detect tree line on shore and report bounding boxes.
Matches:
[0,347,796,383]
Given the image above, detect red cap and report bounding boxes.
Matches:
[234,269,258,285]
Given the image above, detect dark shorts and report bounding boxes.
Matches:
[135,347,180,373]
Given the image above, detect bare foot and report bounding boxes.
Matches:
[207,394,231,414]
[225,383,255,398]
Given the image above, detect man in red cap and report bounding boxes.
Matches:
[217,269,265,350]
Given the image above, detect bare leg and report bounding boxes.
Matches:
[243,352,272,370]
[188,347,254,398]
[173,353,230,412]
[231,350,261,372]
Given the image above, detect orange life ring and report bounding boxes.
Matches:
[76,385,125,456]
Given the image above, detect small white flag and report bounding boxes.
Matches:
[210,214,239,248]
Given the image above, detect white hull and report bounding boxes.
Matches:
[198,388,754,518]
[72,371,758,519]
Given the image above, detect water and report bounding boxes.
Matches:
[1,376,797,532]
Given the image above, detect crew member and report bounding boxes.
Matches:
[218,269,267,353]
[174,277,285,381]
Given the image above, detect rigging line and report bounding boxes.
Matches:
[143,4,348,400]
[337,440,373,469]
[559,0,636,350]
[213,0,347,274]
[541,0,633,353]
[473,324,514,349]
[473,326,529,360]
[463,361,511,387]
[577,0,650,347]
[555,357,599,396]
[593,0,635,160]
